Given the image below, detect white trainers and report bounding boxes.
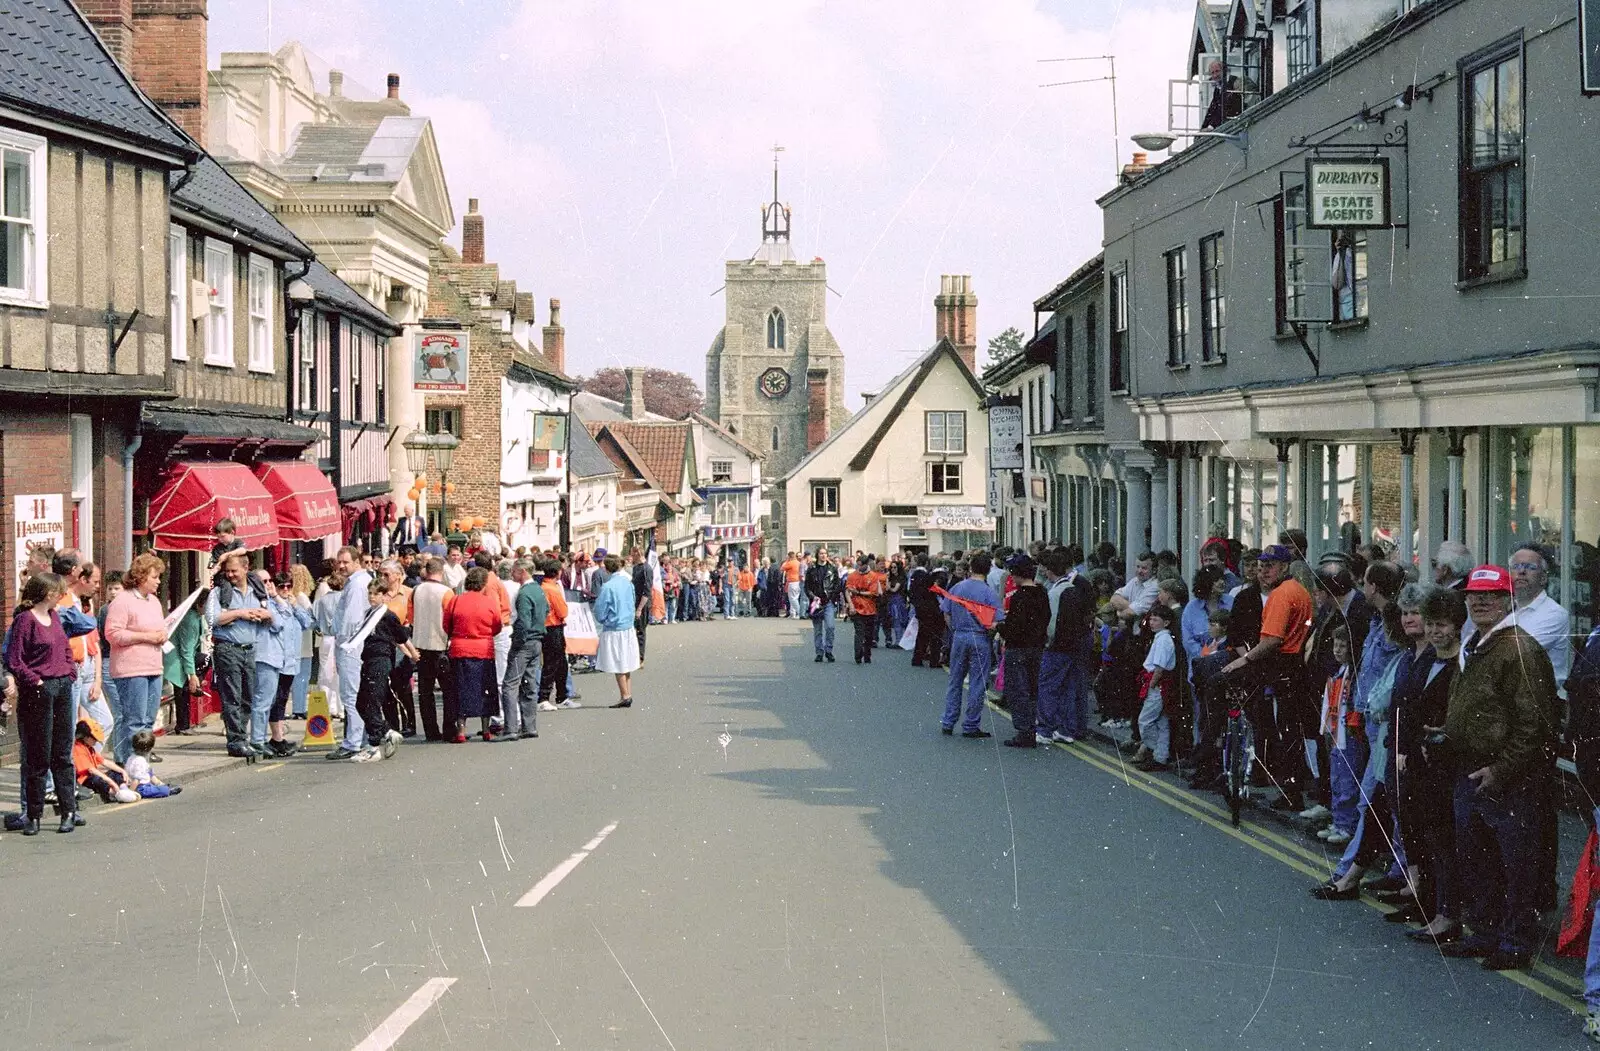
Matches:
[557,699,582,709]
[381,729,401,759]
[1051,731,1077,744]
[1323,829,1352,845]
[1297,804,1331,821]
[537,700,558,712]
[351,747,381,763]
[1036,733,1053,746]
[1583,1012,1600,1044]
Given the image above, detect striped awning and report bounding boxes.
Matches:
[703,523,758,540]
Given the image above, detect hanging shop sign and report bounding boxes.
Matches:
[414,329,470,392]
[532,412,568,451]
[1305,158,1391,229]
[14,493,64,587]
[988,404,1024,470]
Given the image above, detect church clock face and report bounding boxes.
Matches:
[758,367,791,399]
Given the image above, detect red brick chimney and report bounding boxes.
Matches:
[935,274,978,373]
[130,0,209,146]
[542,298,565,374]
[386,73,401,99]
[806,370,829,451]
[80,0,134,67]
[461,198,484,264]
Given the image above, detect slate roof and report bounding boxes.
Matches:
[568,417,620,480]
[280,117,429,182]
[171,155,311,259]
[0,0,195,160]
[304,260,399,334]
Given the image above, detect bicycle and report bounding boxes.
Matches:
[1219,679,1258,827]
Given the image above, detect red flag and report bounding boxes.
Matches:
[1558,828,1600,957]
[932,585,998,630]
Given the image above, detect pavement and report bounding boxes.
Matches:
[0,619,1592,1050]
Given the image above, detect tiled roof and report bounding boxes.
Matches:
[0,0,195,159]
[568,416,620,480]
[304,260,399,334]
[172,155,311,258]
[598,421,691,494]
[280,117,429,182]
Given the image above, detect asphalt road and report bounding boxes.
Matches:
[0,617,1588,1050]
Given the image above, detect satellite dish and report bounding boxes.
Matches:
[1132,132,1177,151]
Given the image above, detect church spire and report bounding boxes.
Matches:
[755,144,795,264]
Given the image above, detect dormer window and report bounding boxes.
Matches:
[766,308,786,350]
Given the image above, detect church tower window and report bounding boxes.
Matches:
[771,425,781,451]
[767,308,786,350]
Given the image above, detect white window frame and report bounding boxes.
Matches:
[203,237,235,367]
[811,481,840,517]
[246,254,273,373]
[0,127,49,308]
[925,410,966,455]
[168,225,187,360]
[709,458,734,483]
[927,461,963,495]
[70,414,92,561]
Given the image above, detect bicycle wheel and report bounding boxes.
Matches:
[1225,714,1245,827]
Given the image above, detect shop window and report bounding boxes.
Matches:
[709,490,749,524]
[1109,269,1128,392]
[0,128,47,307]
[1199,232,1226,361]
[295,312,319,414]
[1332,231,1369,322]
[811,481,839,516]
[1460,39,1525,283]
[168,226,187,360]
[927,462,962,494]
[925,411,966,454]
[246,255,273,373]
[1164,247,1188,366]
[203,238,234,366]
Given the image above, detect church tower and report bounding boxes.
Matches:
[706,153,846,556]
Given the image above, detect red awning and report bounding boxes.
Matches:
[254,461,340,541]
[147,461,279,552]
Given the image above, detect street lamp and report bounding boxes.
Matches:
[402,428,462,543]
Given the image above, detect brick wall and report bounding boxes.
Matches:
[1349,444,1413,539]
[131,0,209,147]
[0,414,74,616]
[80,0,135,67]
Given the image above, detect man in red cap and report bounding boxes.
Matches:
[1439,563,1557,971]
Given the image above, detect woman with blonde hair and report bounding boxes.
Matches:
[288,563,316,718]
[104,553,169,764]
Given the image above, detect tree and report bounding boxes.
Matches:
[579,367,705,420]
[985,326,1025,370]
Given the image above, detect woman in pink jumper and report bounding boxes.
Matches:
[103,554,169,764]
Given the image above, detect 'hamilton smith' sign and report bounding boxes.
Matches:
[1305,158,1391,229]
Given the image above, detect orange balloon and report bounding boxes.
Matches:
[445,482,456,494]
[472,517,486,528]
[414,475,426,487]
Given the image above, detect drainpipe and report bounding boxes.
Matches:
[123,422,143,561]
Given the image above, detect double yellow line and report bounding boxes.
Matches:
[983,699,1587,1013]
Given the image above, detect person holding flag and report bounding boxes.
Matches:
[937,553,1003,738]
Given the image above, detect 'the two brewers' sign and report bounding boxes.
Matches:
[1305,158,1391,229]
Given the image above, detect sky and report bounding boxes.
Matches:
[210,0,1196,402]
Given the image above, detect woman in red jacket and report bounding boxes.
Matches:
[444,567,502,742]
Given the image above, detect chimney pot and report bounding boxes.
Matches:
[329,69,344,97]
[387,73,401,99]
[933,273,979,374]
[542,299,566,374]
[127,0,210,147]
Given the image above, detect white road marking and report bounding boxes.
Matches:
[515,821,619,908]
[352,976,456,1051]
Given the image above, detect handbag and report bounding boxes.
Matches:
[900,617,918,650]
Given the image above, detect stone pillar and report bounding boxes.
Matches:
[1125,465,1151,579]
[1325,443,1340,554]
[1165,454,1180,556]
[1150,457,1169,554]
[1251,463,1264,548]
[1358,445,1373,549]
[1398,429,1417,569]
[1274,439,1292,544]
[1182,450,1200,572]
[1446,428,1468,543]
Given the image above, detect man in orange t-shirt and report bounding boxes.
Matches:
[1222,544,1314,809]
[844,555,885,665]
[781,553,803,618]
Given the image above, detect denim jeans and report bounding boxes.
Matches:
[723,584,738,618]
[292,655,312,717]
[18,675,75,819]
[942,632,992,732]
[1003,647,1042,735]
[251,663,281,745]
[335,649,364,751]
[1328,730,1370,835]
[1454,774,1539,954]
[811,603,836,655]
[212,641,256,750]
[111,674,161,764]
[1038,644,1092,738]
[1138,688,1171,762]
[664,596,677,623]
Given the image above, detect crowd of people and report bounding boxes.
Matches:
[784,529,1600,1041]
[0,526,664,834]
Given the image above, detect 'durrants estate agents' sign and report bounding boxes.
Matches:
[1305,158,1391,229]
